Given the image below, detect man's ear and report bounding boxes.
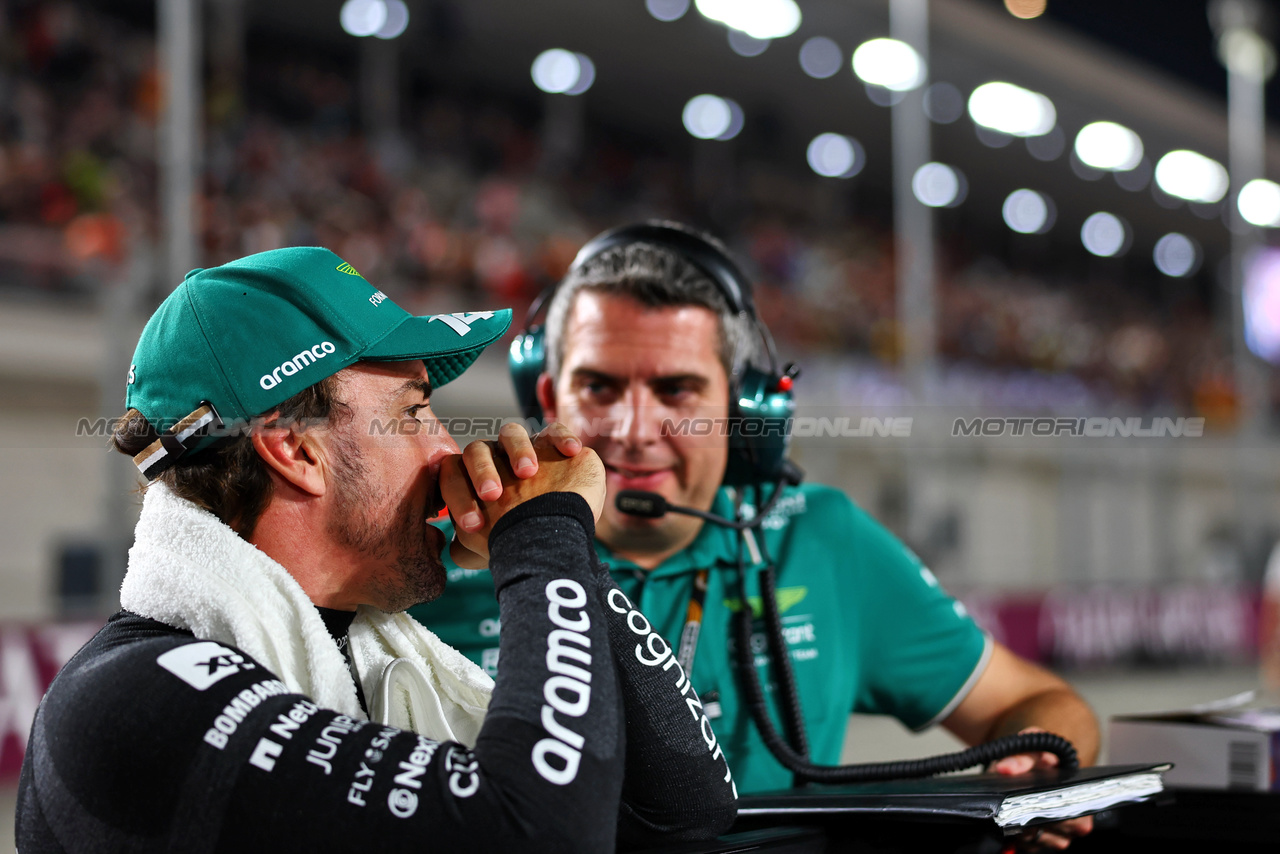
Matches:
[251,426,327,497]
[535,373,557,422]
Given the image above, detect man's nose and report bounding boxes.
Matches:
[615,387,661,447]
[429,421,461,456]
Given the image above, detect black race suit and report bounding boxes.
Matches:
[17,494,737,853]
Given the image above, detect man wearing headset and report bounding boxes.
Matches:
[412,222,1100,850]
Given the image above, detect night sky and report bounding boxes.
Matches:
[1042,0,1280,120]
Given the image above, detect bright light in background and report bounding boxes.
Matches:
[924,82,964,123]
[968,82,1055,137]
[799,36,842,78]
[695,0,801,40]
[865,85,905,108]
[340,0,386,37]
[374,0,409,39]
[531,49,594,95]
[1153,233,1200,277]
[1245,249,1280,364]
[1074,121,1143,171]
[684,95,743,140]
[912,163,965,207]
[1002,189,1053,233]
[565,54,595,95]
[852,38,926,91]
[532,49,578,93]
[646,0,690,22]
[1004,0,1046,19]
[728,29,769,57]
[806,133,864,178]
[1025,125,1065,161]
[1115,158,1152,191]
[1081,212,1128,257]
[1238,178,1280,227]
[1154,150,1228,203]
[717,98,744,140]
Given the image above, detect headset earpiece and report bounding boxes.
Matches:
[509,323,546,422]
[724,363,799,487]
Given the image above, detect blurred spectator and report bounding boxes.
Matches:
[0,2,1239,421]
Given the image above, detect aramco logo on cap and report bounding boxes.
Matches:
[260,341,337,390]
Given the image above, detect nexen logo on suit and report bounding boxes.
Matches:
[260,341,337,390]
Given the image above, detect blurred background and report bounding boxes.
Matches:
[2,0,1280,843]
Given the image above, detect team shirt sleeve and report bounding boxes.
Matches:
[20,493,625,854]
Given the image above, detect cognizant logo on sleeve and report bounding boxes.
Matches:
[157,641,256,690]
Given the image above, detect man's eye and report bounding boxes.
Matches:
[406,404,428,419]
[656,383,695,401]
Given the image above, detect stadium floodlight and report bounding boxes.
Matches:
[799,36,842,79]
[1238,178,1280,227]
[1154,150,1229,203]
[373,0,409,39]
[1002,189,1053,234]
[1153,233,1200,277]
[968,82,1056,137]
[924,82,964,124]
[851,38,926,92]
[340,0,387,37]
[695,0,801,40]
[728,29,770,57]
[1074,121,1143,171]
[565,54,595,95]
[912,163,965,207]
[684,95,744,140]
[646,0,690,22]
[1245,250,1280,363]
[1005,0,1046,19]
[532,49,590,95]
[806,133,864,178]
[716,99,744,140]
[1081,212,1129,257]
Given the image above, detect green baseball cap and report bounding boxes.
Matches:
[125,246,512,478]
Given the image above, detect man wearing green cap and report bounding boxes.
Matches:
[16,247,736,852]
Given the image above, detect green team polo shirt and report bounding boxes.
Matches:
[409,483,991,794]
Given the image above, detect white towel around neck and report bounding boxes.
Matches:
[119,483,492,745]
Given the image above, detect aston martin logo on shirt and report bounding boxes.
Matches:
[724,586,808,617]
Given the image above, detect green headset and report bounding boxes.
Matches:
[509,221,801,487]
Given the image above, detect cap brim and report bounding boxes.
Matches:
[361,309,513,387]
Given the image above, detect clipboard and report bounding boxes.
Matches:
[737,763,1172,833]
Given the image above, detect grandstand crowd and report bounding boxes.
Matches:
[0,1,1247,421]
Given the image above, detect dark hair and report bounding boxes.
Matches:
[544,230,760,380]
[112,374,348,538]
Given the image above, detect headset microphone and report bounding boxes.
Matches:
[615,490,771,530]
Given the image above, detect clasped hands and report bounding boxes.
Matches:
[439,422,604,568]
